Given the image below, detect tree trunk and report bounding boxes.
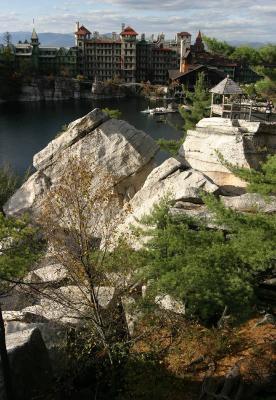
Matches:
[0,304,14,400]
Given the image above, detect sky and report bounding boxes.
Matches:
[0,0,275,42]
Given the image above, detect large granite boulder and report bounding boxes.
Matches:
[4,108,159,217]
[179,118,276,193]
[116,157,219,245]
[125,157,218,219]
[0,328,53,400]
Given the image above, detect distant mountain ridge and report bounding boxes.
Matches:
[1,32,274,48]
[228,40,274,48]
[0,32,75,47]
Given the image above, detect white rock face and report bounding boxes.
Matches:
[4,108,159,217]
[25,264,68,284]
[116,158,219,244]
[33,108,109,170]
[155,294,186,315]
[221,193,276,213]
[179,118,276,192]
[19,285,115,325]
[3,171,50,216]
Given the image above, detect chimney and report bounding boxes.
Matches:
[112,32,117,40]
[75,21,79,32]
[180,39,189,73]
[180,39,184,59]
[121,23,125,32]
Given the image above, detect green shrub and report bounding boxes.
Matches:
[0,164,20,210]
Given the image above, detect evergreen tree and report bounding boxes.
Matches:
[0,212,42,400]
[137,156,276,323]
[230,46,261,66]
[180,72,211,132]
[203,36,235,57]
[0,165,20,212]
[217,153,276,196]
[0,213,42,286]
[157,73,210,156]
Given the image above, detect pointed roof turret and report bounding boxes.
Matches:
[210,76,244,95]
[193,30,204,52]
[31,28,38,40]
[196,30,202,41]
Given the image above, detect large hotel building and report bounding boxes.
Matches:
[0,23,194,84]
[1,23,257,84]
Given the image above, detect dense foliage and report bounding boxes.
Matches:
[203,36,235,57]
[0,165,20,211]
[102,108,122,119]
[180,72,211,132]
[0,163,41,288]
[157,73,210,156]
[136,154,276,323]
[203,36,276,98]
[136,196,275,322]
[0,213,42,286]
[0,48,22,100]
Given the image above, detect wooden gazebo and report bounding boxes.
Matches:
[209,76,250,120]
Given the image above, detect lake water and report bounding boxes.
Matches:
[0,97,183,175]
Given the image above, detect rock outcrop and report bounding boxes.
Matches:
[221,193,276,213]
[3,113,276,394]
[13,78,143,102]
[18,77,87,102]
[179,118,276,193]
[4,108,159,217]
[116,157,219,244]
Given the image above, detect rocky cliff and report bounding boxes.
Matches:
[17,77,90,102]
[2,115,276,399]
[4,108,159,217]
[179,117,276,194]
[7,77,142,102]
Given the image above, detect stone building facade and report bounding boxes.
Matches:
[0,29,78,77]
[0,24,260,84]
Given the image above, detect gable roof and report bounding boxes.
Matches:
[121,26,138,36]
[75,25,91,35]
[210,76,244,95]
[169,64,204,80]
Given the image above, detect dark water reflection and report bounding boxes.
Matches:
[0,97,183,175]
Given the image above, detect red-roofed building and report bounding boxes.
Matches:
[120,25,138,82]
[75,26,91,36]
[120,26,138,37]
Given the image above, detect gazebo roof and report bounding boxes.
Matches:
[210,76,244,95]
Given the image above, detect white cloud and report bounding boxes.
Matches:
[0,0,275,42]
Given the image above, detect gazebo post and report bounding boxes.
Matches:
[239,94,242,120]
[210,93,214,117]
[249,101,252,122]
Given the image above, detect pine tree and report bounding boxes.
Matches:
[157,73,210,156]
[180,72,211,133]
[137,156,276,323]
[217,153,276,196]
